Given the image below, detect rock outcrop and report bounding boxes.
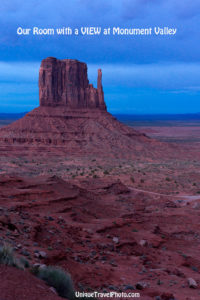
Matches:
[0,57,158,158]
[39,57,106,110]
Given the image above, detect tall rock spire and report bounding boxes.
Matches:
[39,57,107,110]
[97,69,102,90]
[97,69,105,110]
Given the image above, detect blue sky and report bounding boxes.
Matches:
[0,0,200,114]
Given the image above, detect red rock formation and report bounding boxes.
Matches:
[39,57,106,110]
[0,57,164,158]
[97,69,105,109]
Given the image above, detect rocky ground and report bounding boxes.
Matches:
[0,118,200,300]
[0,144,200,299]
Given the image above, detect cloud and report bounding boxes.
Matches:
[0,0,200,65]
[0,60,200,114]
[174,0,200,19]
[169,86,200,94]
[121,0,200,21]
[0,1,199,114]
[77,0,112,16]
[122,0,163,20]
[0,61,39,82]
[1,60,200,91]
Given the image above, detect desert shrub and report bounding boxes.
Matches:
[130,177,135,183]
[19,257,30,268]
[0,244,16,267]
[0,244,94,300]
[103,170,109,175]
[165,177,171,181]
[0,244,30,270]
[36,265,74,299]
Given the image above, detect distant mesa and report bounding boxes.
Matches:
[39,57,106,110]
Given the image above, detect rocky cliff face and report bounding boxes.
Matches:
[39,57,106,110]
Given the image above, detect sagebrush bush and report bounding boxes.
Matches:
[19,257,30,269]
[0,244,94,300]
[0,244,30,270]
[0,244,16,267]
[36,266,75,299]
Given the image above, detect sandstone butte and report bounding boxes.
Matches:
[39,57,106,110]
[0,57,170,158]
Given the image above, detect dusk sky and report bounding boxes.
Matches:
[0,0,200,114]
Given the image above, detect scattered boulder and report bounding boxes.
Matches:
[136,281,148,290]
[20,249,30,257]
[160,293,177,300]
[124,285,135,291]
[188,277,198,289]
[139,239,147,247]
[35,251,47,259]
[113,237,119,244]
[49,286,58,295]
[38,251,47,259]
[33,263,47,272]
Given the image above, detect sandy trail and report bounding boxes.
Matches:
[128,186,200,203]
